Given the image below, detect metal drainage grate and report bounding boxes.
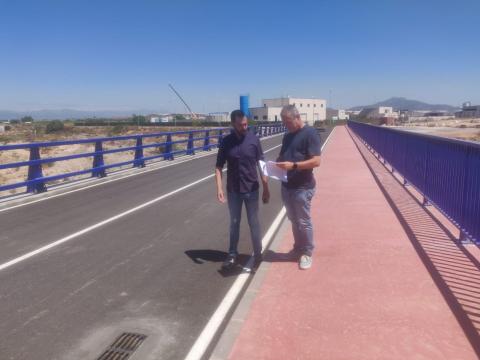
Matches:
[96,332,147,360]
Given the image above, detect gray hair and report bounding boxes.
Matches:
[281,105,300,119]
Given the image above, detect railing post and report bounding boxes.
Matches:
[92,141,106,177]
[217,129,223,147]
[459,230,474,244]
[422,143,431,206]
[134,136,145,167]
[459,148,472,243]
[186,132,195,155]
[402,136,408,181]
[203,130,210,151]
[258,126,262,138]
[164,134,174,160]
[27,145,47,193]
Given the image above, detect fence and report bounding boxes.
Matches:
[348,121,480,243]
[0,124,285,195]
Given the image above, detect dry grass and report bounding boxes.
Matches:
[0,123,218,198]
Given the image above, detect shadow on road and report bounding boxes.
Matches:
[185,249,253,277]
[262,249,297,263]
[185,249,227,264]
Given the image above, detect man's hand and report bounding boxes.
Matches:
[217,189,226,203]
[262,187,270,204]
[276,161,294,171]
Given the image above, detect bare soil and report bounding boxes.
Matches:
[0,123,220,197]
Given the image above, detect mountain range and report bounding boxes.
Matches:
[1,97,461,120]
[348,97,460,112]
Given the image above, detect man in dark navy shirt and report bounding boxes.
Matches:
[276,105,321,270]
[215,110,270,269]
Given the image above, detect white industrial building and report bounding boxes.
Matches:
[358,106,398,119]
[208,112,229,123]
[327,108,349,121]
[249,97,327,125]
[148,114,172,123]
[455,102,480,118]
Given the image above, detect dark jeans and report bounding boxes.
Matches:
[227,190,262,257]
[281,186,315,256]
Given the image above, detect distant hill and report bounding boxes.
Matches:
[0,108,166,121]
[349,97,459,112]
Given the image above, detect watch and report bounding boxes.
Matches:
[292,162,298,170]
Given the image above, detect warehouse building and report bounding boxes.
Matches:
[357,106,398,120]
[249,97,327,125]
[455,102,480,118]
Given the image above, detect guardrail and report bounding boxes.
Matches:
[0,124,285,195]
[348,121,480,244]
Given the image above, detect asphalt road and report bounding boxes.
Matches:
[0,130,331,360]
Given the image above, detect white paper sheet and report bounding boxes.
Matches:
[259,160,288,182]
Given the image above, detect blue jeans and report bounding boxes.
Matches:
[227,190,262,257]
[281,186,315,256]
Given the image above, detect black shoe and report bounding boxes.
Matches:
[222,254,237,269]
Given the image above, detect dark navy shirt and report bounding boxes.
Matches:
[216,130,264,193]
[278,125,321,189]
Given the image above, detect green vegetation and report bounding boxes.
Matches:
[131,114,147,125]
[174,114,187,121]
[45,120,65,133]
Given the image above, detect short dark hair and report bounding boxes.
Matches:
[230,109,246,122]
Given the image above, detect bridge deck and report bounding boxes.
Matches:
[225,126,480,360]
[0,134,291,360]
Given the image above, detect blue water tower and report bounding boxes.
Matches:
[240,95,251,119]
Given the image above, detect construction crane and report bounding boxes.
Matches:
[168,83,198,120]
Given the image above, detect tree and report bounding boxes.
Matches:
[132,114,147,125]
[45,120,64,133]
[174,114,186,121]
[21,116,34,123]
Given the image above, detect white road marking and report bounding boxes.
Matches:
[183,127,336,360]
[184,207,287,360]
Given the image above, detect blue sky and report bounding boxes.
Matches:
[1,0,479,113]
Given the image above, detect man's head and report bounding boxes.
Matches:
[281,105,303,133]
[230,109,248,135]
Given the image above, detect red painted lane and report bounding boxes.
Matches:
[228,126,477,360]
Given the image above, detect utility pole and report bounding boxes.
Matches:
[328,89,333,126]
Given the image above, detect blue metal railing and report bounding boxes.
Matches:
[348,121,480,244]
[0,124,286,194]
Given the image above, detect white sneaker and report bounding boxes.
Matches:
[299,255,312,270]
